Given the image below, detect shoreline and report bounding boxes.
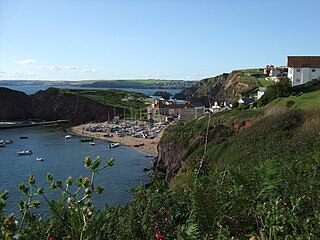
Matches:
[69,122,163,156]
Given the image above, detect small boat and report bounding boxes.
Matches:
[20,136,28,139]
[65,135,72,139]
[18,150,33,155]
[36,157,44,161]
[0,140,13,144]
[90,142,95,146]
[79,137,94,142]
[109,143,120,148]
[0,143,5,148]
[133,143,144,147]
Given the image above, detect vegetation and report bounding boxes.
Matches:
[1,80,320,239]
[80,79,197,90]
[60,88,152,120]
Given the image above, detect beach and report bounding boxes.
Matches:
[69,122,165,156]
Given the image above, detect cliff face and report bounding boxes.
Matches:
[174,71,262,106]
[154,122,231,182]
[0,87,117,124]
[31,89,116,124]
[0,87,33,120]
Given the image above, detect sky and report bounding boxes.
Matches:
[1,0,320,81]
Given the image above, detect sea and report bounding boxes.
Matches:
[0,125,153,215]
[0,84,177,215]
[1,85,181,96]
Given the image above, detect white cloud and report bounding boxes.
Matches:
[63,66,82,70]
[13,59,37,65]
[49,65,60,71]
[82,68,97,73]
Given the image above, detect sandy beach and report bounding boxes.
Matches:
[69,122,163,156]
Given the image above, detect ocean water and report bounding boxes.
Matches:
[0,85,181,96]
[0,125,152,214]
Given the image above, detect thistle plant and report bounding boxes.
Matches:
[16,156,114,240]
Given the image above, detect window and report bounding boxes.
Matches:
[295,78,300,83]
[312,69,316,72]
[296,69,300,72]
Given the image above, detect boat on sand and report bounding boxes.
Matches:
[108,143,120,148]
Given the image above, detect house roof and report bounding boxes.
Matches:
[239,97,255,104]
[287,56,320,68]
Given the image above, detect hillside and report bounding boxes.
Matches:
[174,68,267,106]
[2,82,320,239]
[0,87,151,123]
[80,79,197,89]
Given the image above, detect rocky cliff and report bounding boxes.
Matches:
[0,87,117,124]
[31,88,117,124]
[0,87,33,120]
[174,70,263,106]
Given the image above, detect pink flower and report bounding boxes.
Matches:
[48,236,55,240]
[155,232,165,239]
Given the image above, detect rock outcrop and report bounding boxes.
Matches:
[174,70,262,106]
[0,87,117,124]
[0,87,33,120]
[31,88,116,124]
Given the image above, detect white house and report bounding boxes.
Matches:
[287,56,320,86]
[257,87,266,100]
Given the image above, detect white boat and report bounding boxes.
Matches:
[65,135,72,139]
[0,140,13,144]
[0,143,5,148]
[18,150,33,155]
[90,142,95,146]
[108,143,120,148]
[36,157,44,161]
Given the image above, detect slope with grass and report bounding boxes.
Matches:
[174,68,267,106]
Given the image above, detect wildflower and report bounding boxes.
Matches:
[95,185,104,194]
[85,187,92,196]
[48,236,55,240]
[5,232,13,238]
[3,218,11,225]
[84,156,92,168]
[28,174,36,185]
[36,187,44,195]
[0,190,9,200]
[46,172,54,181]
[83,177,90,186]
[155,232,165,239]
[65,177,73,186]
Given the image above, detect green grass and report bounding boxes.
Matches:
[258,78,273,86]
[269,88,320,109]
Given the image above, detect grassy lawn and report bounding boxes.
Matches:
[258,78,273,87]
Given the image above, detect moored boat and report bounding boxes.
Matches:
[18,150,33,155]
[0,143,5,148]
[133,143,144,147]
[79,137,94,142]
[20,136,28,139]
[36,157,44,161]
[65,135,72,139]
[90,142,95,146]
[0,140,13,144]
[109,143,120,148]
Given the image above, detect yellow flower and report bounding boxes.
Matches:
[83,177,90,185]
[3,218,11,225]
[5,232,13,238]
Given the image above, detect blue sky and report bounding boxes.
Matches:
[0,0,319,81]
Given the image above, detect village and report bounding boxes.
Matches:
[71,56,320,155]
